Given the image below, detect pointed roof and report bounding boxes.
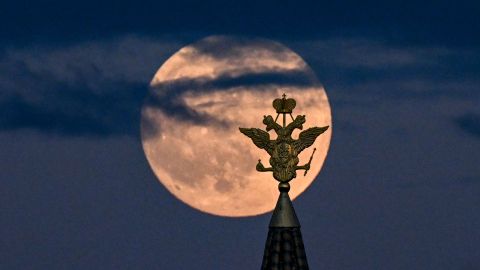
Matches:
[269,192,300,228]
[261,191,309,270]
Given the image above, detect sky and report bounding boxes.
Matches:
[1,1,480,269]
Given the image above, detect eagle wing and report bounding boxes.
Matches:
[293,126,329,154]
[239,128,273,155]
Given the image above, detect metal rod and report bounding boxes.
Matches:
[304,148,317,176]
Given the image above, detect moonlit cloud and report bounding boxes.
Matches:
[1,36,179,90]
[0,36,180,136]
[0,35,478,139]
[150,36,307,85]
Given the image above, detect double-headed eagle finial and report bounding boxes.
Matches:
[239,94,329,192]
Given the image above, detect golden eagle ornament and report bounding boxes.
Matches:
[239,94,329,187]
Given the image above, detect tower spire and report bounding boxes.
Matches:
[239,93,329,270]
[269,184,300,228]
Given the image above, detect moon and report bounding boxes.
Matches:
[141,36,332,217]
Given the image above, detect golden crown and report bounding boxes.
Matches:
[272,93,296,114]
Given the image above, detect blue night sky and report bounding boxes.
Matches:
[1,1,480,269]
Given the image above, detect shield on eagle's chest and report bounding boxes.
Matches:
[271,142,299,182]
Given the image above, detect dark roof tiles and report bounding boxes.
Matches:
[261,227,309,270]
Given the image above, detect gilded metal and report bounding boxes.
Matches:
[239,94,329,189]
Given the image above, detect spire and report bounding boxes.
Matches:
[239,94,328,270]
[261,183,309,270]
[269,185,300,228]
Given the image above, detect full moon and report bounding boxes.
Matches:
[141,36,332,217]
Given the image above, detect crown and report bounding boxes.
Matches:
[272,93,296,113]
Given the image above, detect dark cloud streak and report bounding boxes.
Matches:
[142,69,317,139]
[455,113,480,138]
[0,83,146,137]
[150,69,315,96]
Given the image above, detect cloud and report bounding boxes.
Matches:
[1,35,321,138]
[142,36,322,140]
[295,38,448,69]
[152,69,315,93]
[0,35,180,94]
[292,38,480,70]
[189,35,295,61]
[455,113,480,138]
[140,69,320,142]
[0,84,145,137]
[0,36,181,137]
[1,35,478,137]
[291,38,480,102]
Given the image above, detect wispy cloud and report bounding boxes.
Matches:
[145,69,317,124]
[0,36,181,137]
[1,35,478,137]
[292,38,480,101]
[0,35,321,138]
[295,38,449,69]
[0,35,180,94]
